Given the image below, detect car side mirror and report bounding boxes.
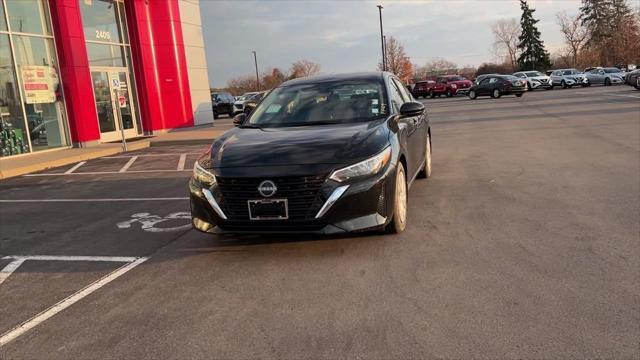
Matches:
[244,100,257,115]
[399,101,425,118]
[233,113,246,126]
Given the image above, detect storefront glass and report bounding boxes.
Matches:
[0,3,6,31]
[0,34,29,156]
[81,0,142,139]
[5,0,50,35]
[0,0,68,157]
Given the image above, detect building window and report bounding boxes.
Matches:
[80,0,126,44]
[0,0,68,157]
[86,43,125,67]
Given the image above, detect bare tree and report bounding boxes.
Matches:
[556,11,588,67]
[377,36,413,83]
[290,60,321,79]
[423,58,458,75]
[491,18,520,71]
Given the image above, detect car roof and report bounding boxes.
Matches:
[281,72,386,87]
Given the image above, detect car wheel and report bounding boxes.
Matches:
[387,163,408,234]
[561,80,567,89]
[468,90,477,100]
[547,85,554,90]
[213,110,219,119]
[605,77,611,86]
[429,90,435,98]
[446,89,452,97]
[418,133,432,179]
[491,88,501,98]
[515,92,523,97]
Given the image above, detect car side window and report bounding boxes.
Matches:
[479,78,490,85]
[389,79,406,113]
[489,77,498,84]
[393,78,412,102]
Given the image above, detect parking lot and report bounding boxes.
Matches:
[1,85,638,358]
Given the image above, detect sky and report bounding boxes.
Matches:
[200,0,583,88]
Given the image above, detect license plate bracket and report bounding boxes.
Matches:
[248,199,288,220]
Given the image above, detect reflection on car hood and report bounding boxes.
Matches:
[209,121,390,168]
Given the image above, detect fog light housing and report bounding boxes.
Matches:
[193,217,213,232]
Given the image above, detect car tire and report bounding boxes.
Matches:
[417,133,432,179]
[468,90,477,100]
[605,77,611,86]
[213,110,219,119]
[515,93,523,97]
[527,81,532,90]
[386,163,408,234]
[548,85,554,90]
[491,88,501,98]
[429,90,435,98]
[446,89,452,97]
[561,80,567,89]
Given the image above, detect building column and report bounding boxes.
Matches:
[125,0,194,132]
[48,0,100,146]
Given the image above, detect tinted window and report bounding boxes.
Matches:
[489,78,498,84]
[249,80,387,127]
[604,68,620,73]
[514,73,525,78]
[525,72,542,77]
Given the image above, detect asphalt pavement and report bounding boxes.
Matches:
[0,85,638,359]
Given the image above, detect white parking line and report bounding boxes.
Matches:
[64,161,86,174]
[0,256,148,347]
[24,169,191,177]
[0,197,189,203]
[177,154,187,171]
[102,153,201,159]
[119,156,138,173]
[0,259,25,286]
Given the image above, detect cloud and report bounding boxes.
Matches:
[201,0,582,87]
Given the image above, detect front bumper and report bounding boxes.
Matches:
[189,165,397,234]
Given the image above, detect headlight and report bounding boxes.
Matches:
[193,161,216,185]
[329,147,391,182]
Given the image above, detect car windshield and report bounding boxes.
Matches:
[445,76,465,81]
[239,93,257,101]
[562,69,579,75]
[502,75,521,80]
[247,80,388,128]
[526,71,543,77]
[604,68,620,73]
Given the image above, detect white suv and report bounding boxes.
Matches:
[513,71,553,90]
[549,69,588,89]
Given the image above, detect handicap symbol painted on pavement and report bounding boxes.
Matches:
[117,212,192,233]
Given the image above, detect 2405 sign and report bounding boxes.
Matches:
[95,30,112,41]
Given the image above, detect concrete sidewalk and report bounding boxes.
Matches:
[0,119,233,179]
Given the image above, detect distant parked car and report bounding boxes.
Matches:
[233,92,259,115]
[474,73,500,85]
[512,70,553,90]
[211,92,235,119]
[583,67,625,86]
[242,90,271,115]
[411,80,436,98]
[549,69,588,88]
[429,75,473,97]
[624,69,640,90]
[468,74,526,99]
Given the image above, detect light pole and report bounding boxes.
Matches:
[252,50,260,91]
[377,5,386,71]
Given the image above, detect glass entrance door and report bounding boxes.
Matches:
[90,68,138,142]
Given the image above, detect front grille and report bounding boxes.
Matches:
[217,175,328,221]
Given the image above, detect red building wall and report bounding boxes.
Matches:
[48,0,194,145]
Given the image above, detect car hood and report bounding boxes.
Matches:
[208,120,390,169]
[531,76,550,81]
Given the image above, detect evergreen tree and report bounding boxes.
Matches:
[516,0,551,70]
[579,0,614,47]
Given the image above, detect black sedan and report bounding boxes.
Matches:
[468,74,526,99]
[190,72,432,234]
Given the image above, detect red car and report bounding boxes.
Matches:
[410,80,436,99]
[429,75,473,97]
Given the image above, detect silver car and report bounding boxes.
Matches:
[583,67,625,86]
[549,69,588,89]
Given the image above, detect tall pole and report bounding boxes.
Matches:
[252,50,260,91]
[383,35,387,71]
[377,5,385,71]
